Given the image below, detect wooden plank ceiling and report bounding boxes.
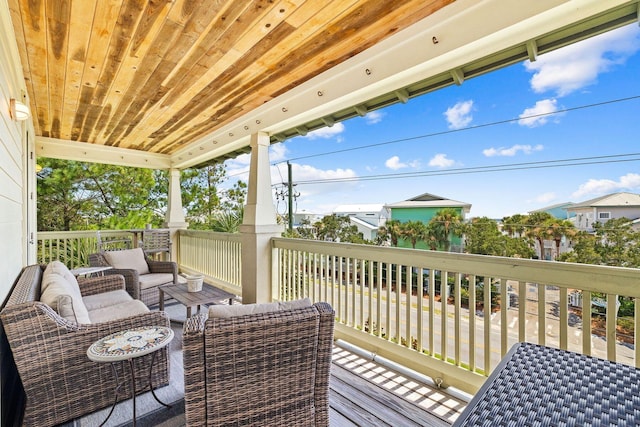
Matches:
[8,0,453,155]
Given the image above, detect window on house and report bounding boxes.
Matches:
[598,212,611,220]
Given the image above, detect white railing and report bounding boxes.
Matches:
[36,230,133,268]
[177,230,242,296]
[272,237,640,394]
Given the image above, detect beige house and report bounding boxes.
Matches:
[567,192,640,232]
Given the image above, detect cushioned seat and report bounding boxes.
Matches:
[89,247,178,306]
[0,262,171,426]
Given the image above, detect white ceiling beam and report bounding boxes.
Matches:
[35,137,171,169]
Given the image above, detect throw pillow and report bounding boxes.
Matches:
[209,297,312,318]
[42,260,78,293]
[103,248,150,275]
[40,274,91,324]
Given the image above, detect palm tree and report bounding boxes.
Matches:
[400,220,428,249]
[544,218,577,260]
[502,214,526,237]
[378,219,403,246]
[429,208,463,252]
[524,212,553,259]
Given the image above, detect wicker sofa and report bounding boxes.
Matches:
[0,262,171,427]
[183,299,335,426]
[89,247,178,306]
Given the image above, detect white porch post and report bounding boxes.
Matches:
[240,132,283,304]
[165,168,188,261]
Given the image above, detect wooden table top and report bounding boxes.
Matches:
[159,282,236,308]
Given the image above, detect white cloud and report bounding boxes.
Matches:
[304,122,345,139]
[272,163,358,198]
[385,156,406,170]
[483,144,544,157]
[444,100,474,129]
[269,143,288,161]
[525,25,640,96]
[384,156,419,170]
[365,111,384,124]
[428,153,454,168]
[518,99,560,127]
[572,173,640,198]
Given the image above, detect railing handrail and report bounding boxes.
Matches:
[272,237,640,297]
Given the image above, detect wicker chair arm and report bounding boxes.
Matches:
[183,312,208,425]
[78,274,126,296]
[148,260,178,283]
[0,302,170,426]
[101,268,140,300]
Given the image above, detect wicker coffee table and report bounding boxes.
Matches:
[159,282,237,320]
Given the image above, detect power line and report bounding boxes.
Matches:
[292,153,640,185]
[277,94,640,164]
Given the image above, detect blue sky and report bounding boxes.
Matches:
[225,24,640,219]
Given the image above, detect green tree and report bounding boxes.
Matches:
[543,218,576,260]
[400,220,428,249]
[37,158,163,231]
[377,219,403,246]
[181,165,246,230]
[524,212,554,259]
[314,214,366,243]
[463,217,505,255]
[429,208,463,251]
[502,214,527,238]
[559,218,640,267]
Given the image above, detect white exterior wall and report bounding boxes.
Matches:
[0,0,35,301]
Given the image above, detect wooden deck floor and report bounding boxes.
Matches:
[329,345,467,426]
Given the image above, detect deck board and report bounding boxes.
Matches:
[330,345,466,426]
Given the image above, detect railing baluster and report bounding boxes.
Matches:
[483,276,491,374]
[500,278,508,356]
[606,294,617,361]
[559,287,568,350]
[441,271,448,363]
[537,284,546,346]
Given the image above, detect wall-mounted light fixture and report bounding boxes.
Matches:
[9,98,30,121]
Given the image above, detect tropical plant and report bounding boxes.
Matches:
[429,208,463,251]
[543,218,577,260]
[400,220,428,249]
[377,219,403,246]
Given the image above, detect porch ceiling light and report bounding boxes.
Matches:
[9,98,30,121]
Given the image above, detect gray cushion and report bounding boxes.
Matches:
[138,273,174,289]
[209,298,312,318]
[88,299,149,323]
[42,260,78,292]
[40,268,91,324]
[103,248,150,275]
[83,290,134,311]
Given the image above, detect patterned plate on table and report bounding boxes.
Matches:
[87,326,174,362]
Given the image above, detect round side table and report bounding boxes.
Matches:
[87,325,174,426]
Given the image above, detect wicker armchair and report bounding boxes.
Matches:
[89,248,178,306]
[183,300,335,426]
[0,264,171,427]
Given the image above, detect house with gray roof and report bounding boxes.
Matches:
[566,192,640,232]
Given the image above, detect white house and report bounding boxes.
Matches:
[333,204,390,241]
[567,192,640,232]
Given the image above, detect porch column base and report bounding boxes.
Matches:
[240,224,283,304]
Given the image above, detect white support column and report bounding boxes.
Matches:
[165,168,188,261]
[240,132,284,303]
